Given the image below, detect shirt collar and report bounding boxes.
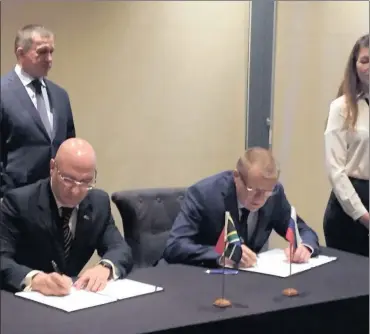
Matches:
[14,64,46,88]
[238,201,259,214]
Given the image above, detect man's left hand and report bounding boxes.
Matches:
[284,244,311,263]
[74,265,111,292]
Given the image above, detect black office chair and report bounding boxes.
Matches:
[111,187,186,269]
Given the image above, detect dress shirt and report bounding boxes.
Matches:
[325,95,369,220]
[14,64,53,130]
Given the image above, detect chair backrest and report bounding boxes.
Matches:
[111,187,186,268]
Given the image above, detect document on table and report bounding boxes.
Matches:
[237,248,337,277]
[15,279,163,312]
[99,278,163,300]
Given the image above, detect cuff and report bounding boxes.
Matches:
[21,270,42,291]
[99,259,119,280]
[302,243,314,255]
[352,206,368,222]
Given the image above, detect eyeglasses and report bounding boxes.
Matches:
[238,171,276,198]
[55,163,97,190]
[245,186,276,198]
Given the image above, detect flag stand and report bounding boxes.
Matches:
[213,255,232,308]
[213,211,241,308]
[282,243,299,297]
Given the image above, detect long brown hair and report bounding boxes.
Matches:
[338,34,369,130]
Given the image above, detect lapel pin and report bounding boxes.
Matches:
[83,215,90,220]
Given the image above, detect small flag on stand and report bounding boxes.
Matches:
[213,212,242,308]
[282,206,300,297]
[215,212,243,264]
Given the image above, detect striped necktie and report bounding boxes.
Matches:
[60,207,74,261]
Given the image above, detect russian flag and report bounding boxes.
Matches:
[285,206,301,250]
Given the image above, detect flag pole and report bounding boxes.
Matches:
[221,253,226,299]
[213,253,232,308]
[213,213,232,308]
[289,242,292,277]
[282,242,299,297]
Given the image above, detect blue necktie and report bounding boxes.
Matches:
[240,208,249,244]
[31,79,52,137]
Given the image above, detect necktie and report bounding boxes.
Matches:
[60,207,74,261]
[30,79,52,137]
[240,208,250,244]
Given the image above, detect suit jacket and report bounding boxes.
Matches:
[0,179,133,292]
[163,171,319,267]
[0,70,75,197]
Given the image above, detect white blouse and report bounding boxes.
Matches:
[324,95,369,221]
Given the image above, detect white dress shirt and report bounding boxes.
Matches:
[14,64,53,130]
[324,95,369,220]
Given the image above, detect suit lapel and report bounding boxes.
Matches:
[8,72,50,140]
[36,180,65,267]
[70,198,93,257]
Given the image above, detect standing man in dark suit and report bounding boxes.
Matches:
[0,138,133,296]
[0,24,75,198]
[163,147,319,268]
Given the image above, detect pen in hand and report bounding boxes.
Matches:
[51,260,62,274]
[49,261,73,294]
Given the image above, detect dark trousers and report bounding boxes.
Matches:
[324,178,369,257]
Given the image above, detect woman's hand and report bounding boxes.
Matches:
[359,212,369,229]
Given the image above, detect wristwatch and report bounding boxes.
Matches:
[100,261,113,279]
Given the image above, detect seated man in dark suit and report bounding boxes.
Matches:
[0,138,133,296]
[163,147,319,268]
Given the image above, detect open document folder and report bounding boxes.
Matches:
[15,279,163,312]
[236,248,337,277]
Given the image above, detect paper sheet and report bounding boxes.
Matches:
[15,287,115,312]
[99,279,163,300]
[15,279,163,312]
[237,248,337,277]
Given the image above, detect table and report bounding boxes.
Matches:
[1,247,368,334]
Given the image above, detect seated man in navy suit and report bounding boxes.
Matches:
[0,138,133,295]
[163,147,319,268]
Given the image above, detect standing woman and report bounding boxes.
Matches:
[324,34,369,257]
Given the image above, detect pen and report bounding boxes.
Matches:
[51,260,62,274]
[205,269,239,275]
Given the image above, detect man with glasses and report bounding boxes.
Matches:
[0,138,133,296]
[163,147,319,268]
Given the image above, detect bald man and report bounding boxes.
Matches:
[0,138,133,295]
[164,147,319,268]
